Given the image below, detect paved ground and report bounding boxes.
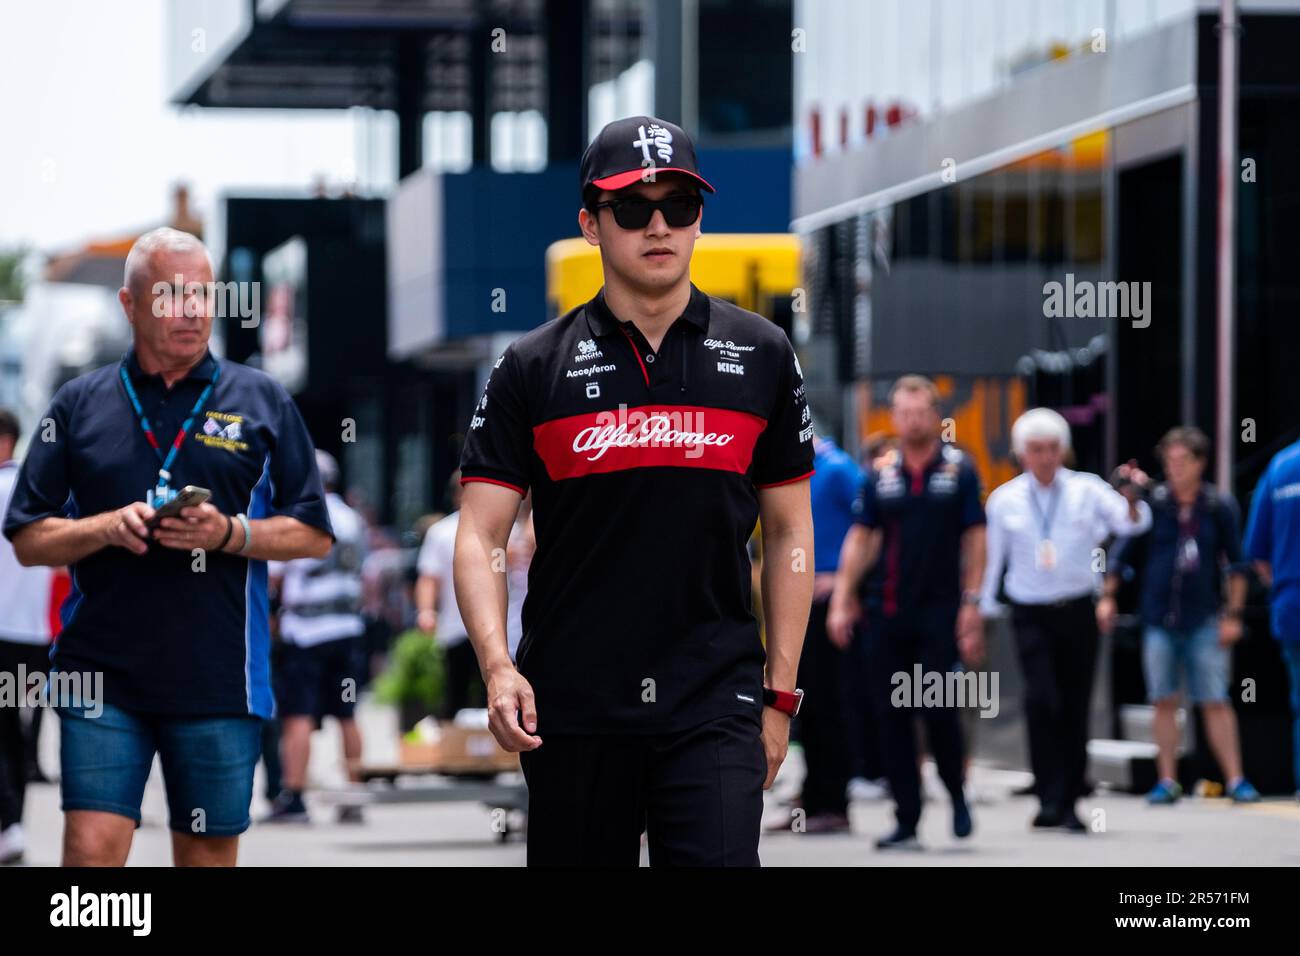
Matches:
[14,698,1300,866]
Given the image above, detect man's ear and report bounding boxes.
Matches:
[117,286,135,326]
[578,207,601,247]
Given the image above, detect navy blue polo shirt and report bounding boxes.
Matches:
[1111,483,1246,632]
[852,443,984,616]
[459,283,814,735]
[2,347,332,718]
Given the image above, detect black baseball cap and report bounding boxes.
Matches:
[580,115,715,199]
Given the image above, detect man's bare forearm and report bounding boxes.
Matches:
[12,514,112,567]
[453,514,514,676]
[832,525,880,604]
[760,525,813,690]
[238,515,331,561]
[961,525,986,595]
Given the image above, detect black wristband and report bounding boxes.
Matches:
[215,514,234,552]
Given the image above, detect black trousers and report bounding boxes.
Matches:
[441,638,486,720]
[0,640,50,829]
[863,604,966,831]
[796,594,851,816]
[519,713,765,866]
[1010,596,1099,816]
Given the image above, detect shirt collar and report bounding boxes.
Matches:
[125,346,218,384]
[584,282,711,339]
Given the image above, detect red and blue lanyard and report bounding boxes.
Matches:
[119,358,220,506]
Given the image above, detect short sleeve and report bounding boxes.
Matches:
[1216,493,1247,573]
[1244,470,1273,562]
[852,472,880,528]
[268,386,334,537]
[459,346,531,496]
[3,384,75,540]
[959,461,985,530]
[751,337,815,488]
[417,520,451,579]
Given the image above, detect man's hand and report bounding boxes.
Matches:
[484,662,542,753]
[1115,459,1152,505]
[956,604,984,666]
[153,503,230,553]
[101,502,155,556]
[416,608,438,636]
[826,592,860,649]
[1096,594,1119,635]
[1218,613,1245,648]
[760,706,790,790]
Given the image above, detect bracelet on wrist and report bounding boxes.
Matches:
[235,513,253,556]
[215,515,234,552]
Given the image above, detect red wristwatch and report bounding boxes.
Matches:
[762,687,804,716]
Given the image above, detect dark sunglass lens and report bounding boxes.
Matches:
[662,196,701,227]
[611,200,654,229]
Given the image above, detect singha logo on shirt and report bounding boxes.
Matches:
[573,338,605,363]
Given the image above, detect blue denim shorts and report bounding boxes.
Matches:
[1142,620,1230,703]
[57,699,262,836]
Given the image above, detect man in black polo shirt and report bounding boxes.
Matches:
[828,375,986,849]
[454,116,815,866]
[2,228,333,866]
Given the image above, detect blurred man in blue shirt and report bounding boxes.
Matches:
[767,431,863,833]
[1243,437,1300,800]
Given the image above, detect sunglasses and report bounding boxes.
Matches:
[592,194,703,229]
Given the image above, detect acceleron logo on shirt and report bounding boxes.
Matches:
[195,409,250,453]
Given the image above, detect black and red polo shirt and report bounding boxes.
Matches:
[459,282,814,735]
[852,443,985,617]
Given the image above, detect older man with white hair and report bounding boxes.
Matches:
[979,407,1151,832]
[2,227,333,866]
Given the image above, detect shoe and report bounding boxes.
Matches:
[1146,779,1183,805]
[874,826,920,850]
[1058,810,1088,833]
[803,812,851,834]
[952,798,973,839]
[263,791,310,824]
[335,805,365,825]
[1031,808,1062,829]
[0,824,25,865]
[1227,779,1261,803]
[846,777,889,801]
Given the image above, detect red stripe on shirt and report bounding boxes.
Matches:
[533,404,766,481]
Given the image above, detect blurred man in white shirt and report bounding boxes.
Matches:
[266,451,367,824]
[980,408,1151,832]
[0,409,56,864]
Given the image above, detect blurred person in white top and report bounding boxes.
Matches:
[979,408,1151,832]
[265,450,367,824]
[417,472,533,718]
[0,408,56,863]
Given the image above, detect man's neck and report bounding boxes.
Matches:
[901,439,938,471]
[136,346,205,388]
[602,276,692,344]
[1031,469,1059,490]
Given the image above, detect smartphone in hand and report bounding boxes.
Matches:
[145,486,212,532]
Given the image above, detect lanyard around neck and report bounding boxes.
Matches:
[119,357,220,488]
[1028,480,1060,540]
